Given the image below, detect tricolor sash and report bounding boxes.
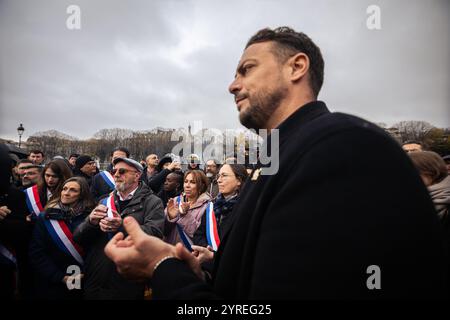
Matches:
[101,193,118,239]
[176,224,193,252]
[100,171,115,190]
[175,195,193,251]
[101,193,117,219]
[43,218,84,265]
[0,244,17,267]
[205,202,220,251]
[24,185,44,216]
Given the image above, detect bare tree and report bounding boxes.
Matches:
[392,121,434,143]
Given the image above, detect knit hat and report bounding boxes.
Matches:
[75,155,94,169]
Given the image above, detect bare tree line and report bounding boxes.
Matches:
[25,127,260,162]
[24,121,449,161]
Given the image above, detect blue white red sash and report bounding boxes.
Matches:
[101,193,118,239]
[205,202,220,251]
[101,193,117,219]
[176,224,193,252]
[0,244,17,266]
[100,171,115,190]
[24,185,44,216]
[43,218,84,265]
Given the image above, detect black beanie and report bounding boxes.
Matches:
[75,155,94,169]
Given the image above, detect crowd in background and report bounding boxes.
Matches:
[0,142,449,299]
[0,145,250,299]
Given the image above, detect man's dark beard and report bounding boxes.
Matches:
[239,85,287,130]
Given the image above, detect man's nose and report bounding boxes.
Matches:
[228,78,241,95]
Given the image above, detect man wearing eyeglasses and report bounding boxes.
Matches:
[73,157,165,300]
[91,147,130,202]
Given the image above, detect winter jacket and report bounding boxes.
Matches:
[164,192,210,245]
[141,168,171,194]
[73,182,164,300]
[152,101,447,299]
[0,185,30,299]
[29,204,89,300]
[193,193,239,247]
[73,169,93,187]
[429,175,450,220]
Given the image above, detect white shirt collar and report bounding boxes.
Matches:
[117,186,139,201]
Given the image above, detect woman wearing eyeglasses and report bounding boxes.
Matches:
[165,170,211,246]
[186,164,248,282]
[191,164,248,259]
[29,177,95,300]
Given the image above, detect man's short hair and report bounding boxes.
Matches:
[206,159,219,166]
[111,147,130,158]
[22,164,43,171]
[29,149,44,157]
[246,26,324,98]
[402,140,422,147]
[17,159,33,166]
[69,153,79,159]
[402,140,424,152]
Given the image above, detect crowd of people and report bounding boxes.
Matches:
[1,26,449,300]
[0,144,250,299]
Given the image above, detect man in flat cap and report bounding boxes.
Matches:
[73,157,164,300]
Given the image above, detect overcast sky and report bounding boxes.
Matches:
[1,0,449,141]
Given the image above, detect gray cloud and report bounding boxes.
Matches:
[1,0,448,141]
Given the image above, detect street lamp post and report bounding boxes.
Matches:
[17,123,25,148]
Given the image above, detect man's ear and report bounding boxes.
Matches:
[287,52,309,82]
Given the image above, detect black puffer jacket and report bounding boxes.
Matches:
[73,182,164,300]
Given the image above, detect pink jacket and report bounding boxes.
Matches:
[164,192,211,245]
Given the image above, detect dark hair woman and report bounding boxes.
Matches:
[164,170,210,246]
[38,160,73,204]
[29,177,95,299]
[24,160,73,222]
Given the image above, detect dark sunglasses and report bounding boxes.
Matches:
[112,168,138,175]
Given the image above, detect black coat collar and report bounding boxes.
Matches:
[276,100,330,147]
